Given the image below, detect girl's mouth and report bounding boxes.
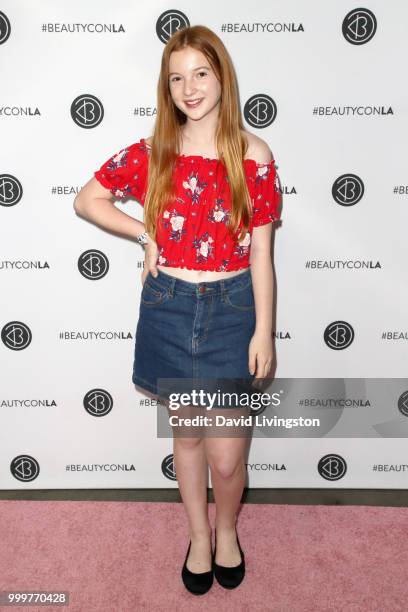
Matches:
[184,98,204,108]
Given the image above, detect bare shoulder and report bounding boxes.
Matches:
[144,136,153,148]
[241,130,273,163]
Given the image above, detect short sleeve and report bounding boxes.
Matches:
[251,160,282,227]
[94,140,149,204]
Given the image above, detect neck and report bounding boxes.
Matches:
[181,110,219,147]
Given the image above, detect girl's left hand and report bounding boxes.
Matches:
[248,331,274,378]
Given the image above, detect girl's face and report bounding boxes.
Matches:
[168,46,221,123]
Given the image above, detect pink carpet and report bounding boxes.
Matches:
[1,500,407,611]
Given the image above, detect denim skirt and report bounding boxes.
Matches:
[132,267,257,400]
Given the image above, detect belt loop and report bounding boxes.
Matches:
[168,277,175,297]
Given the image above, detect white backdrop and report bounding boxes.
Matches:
[1,1,407,489]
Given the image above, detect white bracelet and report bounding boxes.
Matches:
[135,230,149,246]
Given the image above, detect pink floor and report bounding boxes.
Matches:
[1,499,407,611]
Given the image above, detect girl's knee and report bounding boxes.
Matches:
[208,456,244,480]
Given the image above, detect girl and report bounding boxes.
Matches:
[74,25,281,595]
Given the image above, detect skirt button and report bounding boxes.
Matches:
[199,285,206,293]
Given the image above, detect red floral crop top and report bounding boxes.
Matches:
[94,138,282,272]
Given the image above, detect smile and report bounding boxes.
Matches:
[184,98,203,108]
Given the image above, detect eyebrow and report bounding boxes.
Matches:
[169,65,211,77]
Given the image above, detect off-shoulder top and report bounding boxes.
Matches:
[94,138,282,272]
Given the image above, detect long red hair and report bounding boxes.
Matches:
[144,24,252,243]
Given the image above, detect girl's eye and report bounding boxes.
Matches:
[170,72,207,83]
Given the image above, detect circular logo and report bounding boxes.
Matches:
[1,321,32,350]
[398,391,408,417]
[332,173,364,207]
[78,250,109,280]
[11,455,40,482]
[156,10,189,44]
[318,454,347,481]
[324,321,354,350]
[244,94,277,128]
[71,94,104,129]
[0,11,11,45]
[342,8,377,45]
[0,174,23,206]
[161,453,177,480]
[84,389,114,417]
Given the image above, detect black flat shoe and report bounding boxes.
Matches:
[181,540,214,595]
[213,527,245,589]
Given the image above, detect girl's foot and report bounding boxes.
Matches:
[214,525,242,566]
[186,527,213,573]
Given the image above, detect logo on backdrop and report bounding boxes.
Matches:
[0,11,10,44]
[84,389,114,417]
[324,321,354,350]
[318,454,347,481]
[342,8,377,45]
[0,175,23,206]
[0,106,41,117]
[244,94,277,128]
[11,455,40,482]
[71,95,104,128]
[1,321,32,350]
[332,174,364,206]
[78,250,109,280]
[246,463,286,471]
[398,392,408,417]
[161,453,177,480]
[156,10,189,43]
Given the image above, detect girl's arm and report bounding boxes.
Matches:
[245,135,279,379]
[249,223,275,378]
[73,177,145,241]
[74,177,159,283]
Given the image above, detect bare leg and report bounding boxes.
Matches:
[167,404,212,572]
[205,432,249,567]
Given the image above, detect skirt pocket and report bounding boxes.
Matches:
[141,275,171,307]
[224,277,255,311]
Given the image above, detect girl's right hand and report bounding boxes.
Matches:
[141,237,159,286]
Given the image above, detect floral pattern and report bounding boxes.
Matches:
[109,149,128,170]
[182,172,208,204]
[207,200,229,225]
[94,139,281,271]
[192,232,215,264]
[233,231,251,258]
[102,149,132,199]
[161,209,187,243]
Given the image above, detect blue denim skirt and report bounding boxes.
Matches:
[132,267,257,399]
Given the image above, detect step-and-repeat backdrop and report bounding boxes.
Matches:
[1,1,407,489]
